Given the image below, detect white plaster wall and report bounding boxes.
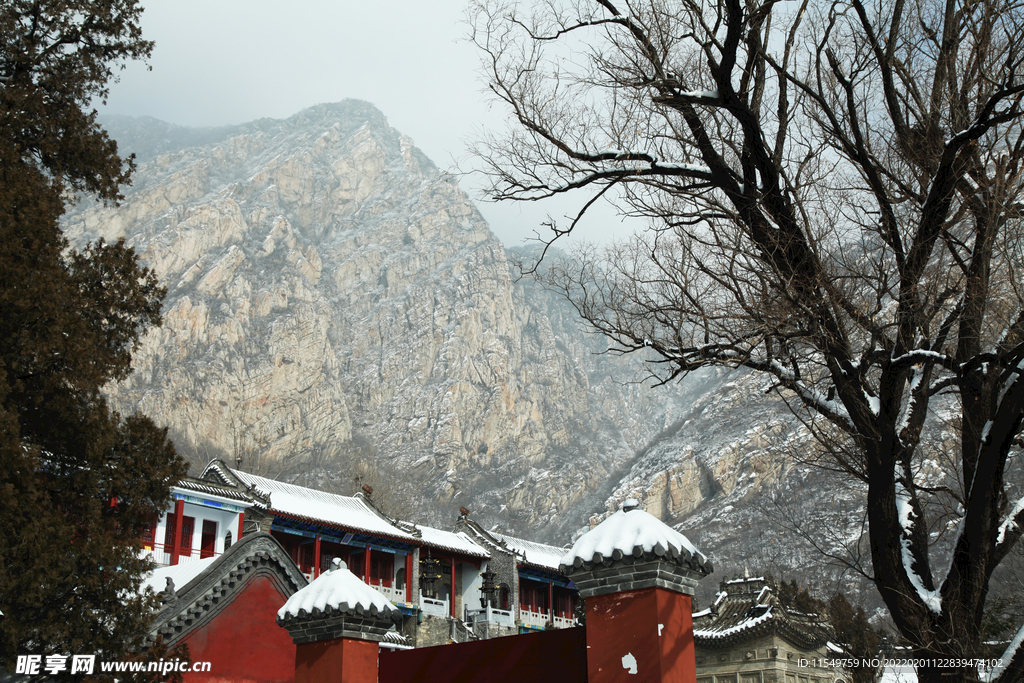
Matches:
[151,500,241,559]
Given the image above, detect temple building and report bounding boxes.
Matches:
[456,518,578,635]
[136,469,854,683]
[693,576,845,683]
[144,459,579,647]
[140,471,262,566]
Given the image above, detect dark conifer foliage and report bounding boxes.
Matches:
[775,579,882,683]
[775,578,824,615]
[0,1,187,676]
[827,593,883,683]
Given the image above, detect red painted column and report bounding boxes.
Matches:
[548,581,554,623]
[294,636,377,683]
[170,498,184,566]
[279,558,401,683]
[561,502,711,683]
[585,588,695,683]
[405,553,413,603]
[363,547,372,585]
[313,535,321,579]
[237,510,245,540]
[449,558,456,618]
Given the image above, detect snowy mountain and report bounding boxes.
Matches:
[64,103,687,536]
[65,102,874,603]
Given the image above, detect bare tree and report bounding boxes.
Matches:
[470,0,1024,680]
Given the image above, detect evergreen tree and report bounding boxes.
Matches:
[0,1,187,676]
[775,580,881,683]
[828,594,883,683]
[776,579,825,615]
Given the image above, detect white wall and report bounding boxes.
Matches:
[151,498,243,562]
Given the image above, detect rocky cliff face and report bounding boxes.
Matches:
[68,103,884,603]
[66,102,691,537]
[588,367,875,603]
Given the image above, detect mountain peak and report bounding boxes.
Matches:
[66,102,670,541]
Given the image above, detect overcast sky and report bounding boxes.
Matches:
[101,0,630,247]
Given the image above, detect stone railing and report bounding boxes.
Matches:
[367,579,405,603]
[465,606,515,628]
[420,594,449,617]
[518,608,550,629]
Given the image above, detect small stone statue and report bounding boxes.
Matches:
[162,577,178,606]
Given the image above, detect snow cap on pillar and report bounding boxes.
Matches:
[560,499,712,597]
[277,558,400,644]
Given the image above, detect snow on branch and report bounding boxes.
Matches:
[991,620,1024,682]
[895,366,925,440]
[997,495,1024,547]
[888,349,956,372]
[996,356,1024,412]
[764,359,855,432]
[896,482,942,614]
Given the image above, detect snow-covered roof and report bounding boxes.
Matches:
[141,556,219,596]
[381,630,412,649]
[230,469,416,542]
[489,532,567,571]
[418,526,489,558]
[692,576,832,650]
[560,501,708,570]
[173,477,258,506]
[725,575,765,584]
[200,461,270,508]
[278,559,397,621]
[694,605,774,641]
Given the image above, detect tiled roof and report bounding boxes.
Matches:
[693,577,832,650]
[382,629,412,648]
[490,532,567,571]
[230,469,416,542]
[560,504,709,573]
[174,477,258,505]
[418,526,489,558]
[278,559,398,621]
[199,461,270,508]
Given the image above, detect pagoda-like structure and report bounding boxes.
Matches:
[692,576,843,683]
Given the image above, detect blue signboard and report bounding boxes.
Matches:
[174,493,244,513]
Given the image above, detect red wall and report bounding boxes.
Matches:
[181,573,296,683]
[585,588,694,683]
[379,627,587,683]
[295,636,378,683]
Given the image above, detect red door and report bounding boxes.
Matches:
[142,517,157,550]
[179,516,194,560]
[371,553,394,587]
[200,520,217,558]
[163,514,175,549]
